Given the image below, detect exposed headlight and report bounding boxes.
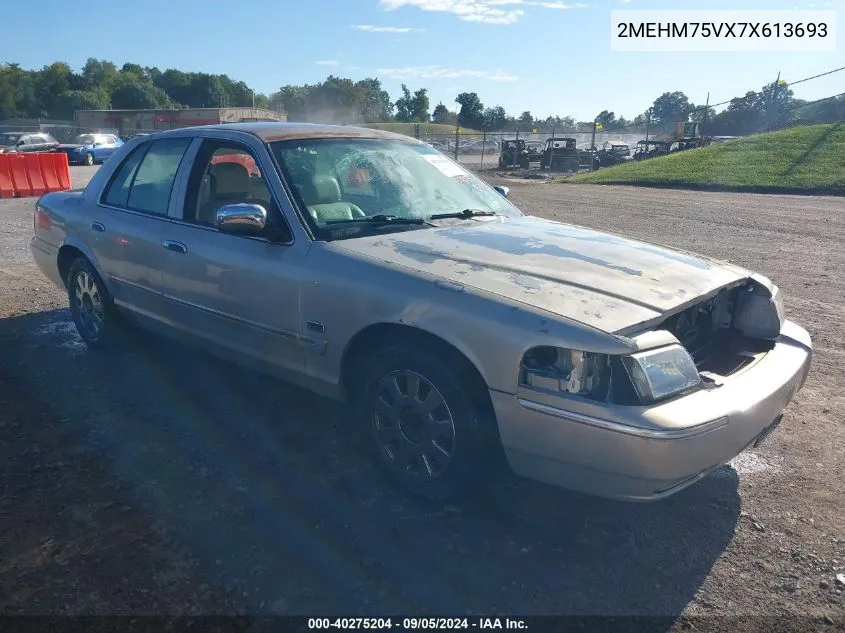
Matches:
[520,347,609,398]
[621,344,701,404]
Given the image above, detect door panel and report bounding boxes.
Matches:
[159,223,307,373]
[92,137,192,323]
[86,207,170,321]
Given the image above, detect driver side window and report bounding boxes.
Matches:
[185,141,274,227]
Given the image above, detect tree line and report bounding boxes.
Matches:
[1,59,842,137]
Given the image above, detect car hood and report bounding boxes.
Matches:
[334,215,751,334]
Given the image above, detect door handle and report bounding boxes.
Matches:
[162,240,188,254]
[91,222,105,232]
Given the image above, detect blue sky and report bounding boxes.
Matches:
[2,0,842,120]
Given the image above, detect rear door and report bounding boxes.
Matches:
[158,135,309,375]
[90,137,192,323]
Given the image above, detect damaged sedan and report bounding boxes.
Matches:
[30,123,812,502]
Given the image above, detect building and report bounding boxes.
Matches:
[75,107,287,136]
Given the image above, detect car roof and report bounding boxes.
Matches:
[152,122,420,144]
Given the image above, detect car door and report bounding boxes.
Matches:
[94,135,114,161]
[159,135,309,375]
[90,137,193,323]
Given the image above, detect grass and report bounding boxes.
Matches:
[564,123,845,195]
[359,122,482,136]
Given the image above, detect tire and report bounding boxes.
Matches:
[84,152,94,166]
[66,258,121,349]
[356,344,489,501]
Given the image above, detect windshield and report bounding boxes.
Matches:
[1,134,21,146]
[270,138,520,238]
[75,134,96,145]
[611,145,630,153]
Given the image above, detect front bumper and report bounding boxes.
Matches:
[492,320,812,501]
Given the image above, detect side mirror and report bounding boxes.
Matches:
[493,186,510,198]
[216,203,267,236]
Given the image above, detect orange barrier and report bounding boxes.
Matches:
[0,157,13,199]
[0,152,71,198]
[23,154,46,197]
[39,154,62,193]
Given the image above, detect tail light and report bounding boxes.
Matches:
[36,205,52,231]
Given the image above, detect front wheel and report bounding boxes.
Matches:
[356,344,489,501]
[84,152,94,166]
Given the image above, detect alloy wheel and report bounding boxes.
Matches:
[71,270,104,340]
[371,370,457,480]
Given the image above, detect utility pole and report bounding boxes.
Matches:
[771,71,781,130]
[454,120,459,161]
[644,109,651,145]
[590,121,598,171]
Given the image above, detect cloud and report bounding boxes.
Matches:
[314,60,340,66]
[379,0,585,24]
[352,24,426,32]
[377,65,519,81]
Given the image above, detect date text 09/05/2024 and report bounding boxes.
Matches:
[307,618,527,630]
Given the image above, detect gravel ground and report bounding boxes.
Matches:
[1,166,843,628]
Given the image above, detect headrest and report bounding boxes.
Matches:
[211,162,249,196]
[312,176,341,203]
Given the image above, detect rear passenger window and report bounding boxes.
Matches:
[102,138,191,215]
[103,144,148,208]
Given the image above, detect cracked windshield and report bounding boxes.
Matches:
[272,138,518,232]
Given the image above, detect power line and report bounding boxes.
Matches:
[700,65,845,111]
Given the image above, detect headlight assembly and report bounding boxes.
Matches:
[520,347,610,399]
[621,344,701,404]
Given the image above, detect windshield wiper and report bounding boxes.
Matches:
[324,214,435,227]
[429,209,499,220]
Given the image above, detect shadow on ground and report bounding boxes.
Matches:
[0,308,742,619]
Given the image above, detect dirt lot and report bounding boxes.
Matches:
[1,166,844,627]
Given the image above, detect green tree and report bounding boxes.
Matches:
[356,78,393,122]
[650,91,693,125]
[110,74,172,109]
[432,102,449,123]
[517,110,533,129]
[81,58,119,89]
[483,106,507,131]
[410,87,430,122]
[595,110,617,129]
[455,92,484,130]
[394,84,413,122]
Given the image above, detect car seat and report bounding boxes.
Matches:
[304,175,366,223]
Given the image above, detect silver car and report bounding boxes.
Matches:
[30,123,812,502]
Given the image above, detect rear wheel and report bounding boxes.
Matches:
[84,152,94,166]
[356,344,490,501]
[66,258,121,349]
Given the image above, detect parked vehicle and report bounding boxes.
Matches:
[633,140,672,161]
[498,139,530,169]
[30,122,812,502]
[56,133,124,166]
[425,139,452,153]
[0,131,59,154]
[458,139,499,154]
[597,141,634,168]
[539,137,580,172]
